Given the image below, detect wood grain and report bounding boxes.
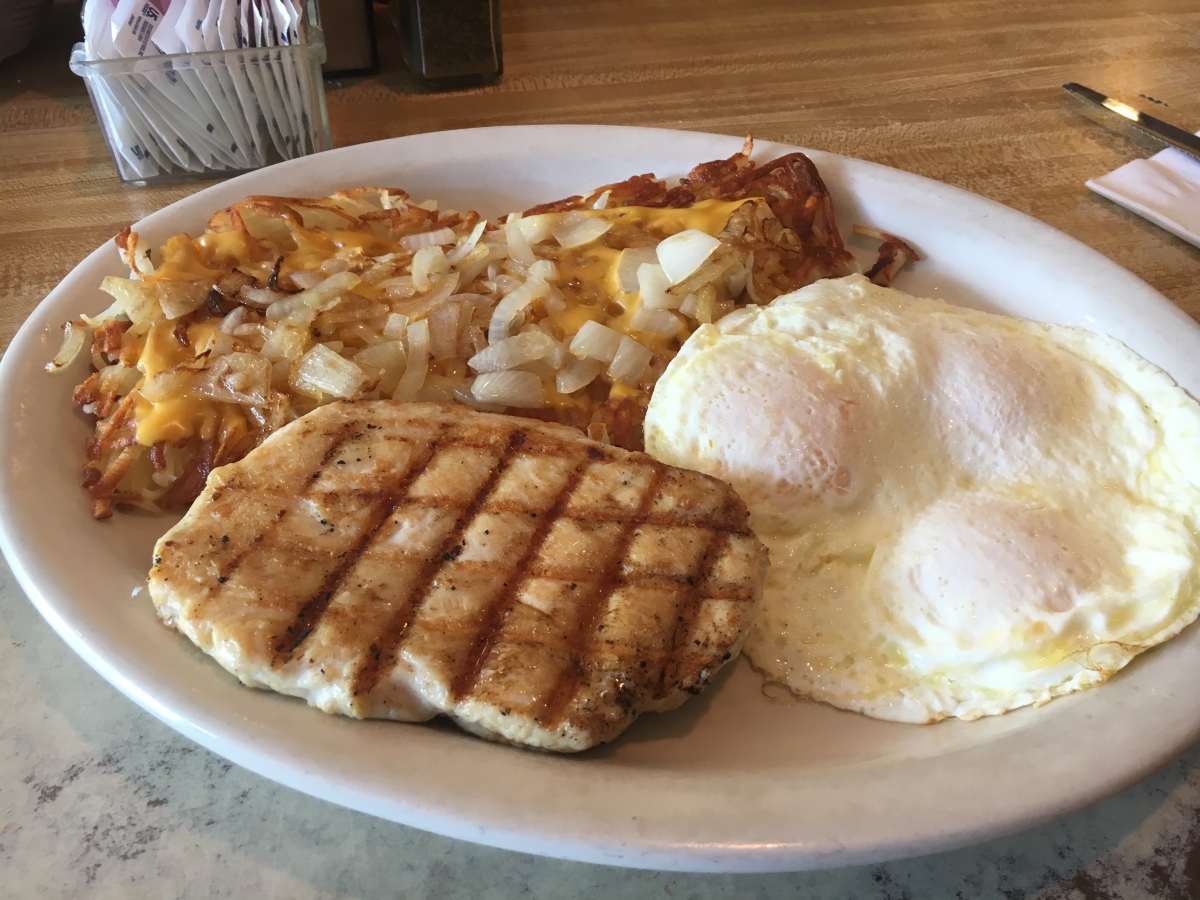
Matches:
[0,0,1197,352]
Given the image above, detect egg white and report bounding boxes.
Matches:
[644,275,1200,723]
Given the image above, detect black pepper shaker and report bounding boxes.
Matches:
[390,0,503,88]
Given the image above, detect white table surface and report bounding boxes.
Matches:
[4,553,1200,898]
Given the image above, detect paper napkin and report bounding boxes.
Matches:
[1087,136,1200,249]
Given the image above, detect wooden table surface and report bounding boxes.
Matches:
[2,0,1198,357]
[2,1,1200,896]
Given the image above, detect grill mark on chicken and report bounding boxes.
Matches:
[150,402,769,751]
[350,427,530,699]
[655,520,735,700]
[536,464,666,730]
[319,424,362,467]
[215,422,365,587]
[448,449,595,703]
[268,421,456,662]
[271,493,406,663]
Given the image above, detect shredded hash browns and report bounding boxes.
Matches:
[50,141,915,519]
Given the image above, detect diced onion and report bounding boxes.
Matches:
[726,261,748,297]
[342,322,383,347]
[80,299,124,327]
[677,293,698,318]
[552,210,613,249]
[140,369,192,402]
[289,269,324,290]
[629,304,682,335]
[671,254,735,298]
[392,319,430,400]
[446,220,487,265]
[236,284,285,309]
[469,330,559,373]
[354,339,407,370]
[97,362,141,397]
[483,245,508,269]
[695,284,717,324]
[454,243,492,285]
[195,330,236,358]
[412,245,449,291]
[192,352,272,405]
[506,213,535,266]
[487,280,548,344]
[637,263,678,309]
[528,259,558,282]
[382,313,409,340]
[46,321,88,373]
[219,306,250,334]
[615,246,657,293]
[265,296,302,321]
[453,386,506,413]
[283,306,317,330]
[544,286,566,313]
[427,301,462,360]
[294,271,361,312]
[459,324,487,360]
[291,344,366,399]
[656,229,721,285]
[515,213,557,245]
[319,258,350,276]
[353,340,407,395]
[217,272,253,295]
[158,280,210,319]
[395,273,461,321]
[378,275,417,300]
[471,371,544,408]
[446,293,491,305]
[101,276,158,326]
[400,227,457,251]
[743,251,764,303]
[568,320,622,363]
[555,357,603,393]
[130,235,155,276]
[607,336,653,383]
[592,190,611,210]
[261,323,311,361]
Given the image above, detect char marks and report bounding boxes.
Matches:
[215,421,366,590]
[270,419,450,662]
[534,462,667,730]
[349,427,532,699]
[446,447,595,703]
[656,517,734,699]
[148,402,769,752]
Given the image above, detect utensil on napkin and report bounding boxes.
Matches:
[1064,83,1200,249]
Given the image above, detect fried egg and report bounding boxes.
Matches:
[644,274,1200,723]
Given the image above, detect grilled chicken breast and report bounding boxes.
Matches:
[149,401,768,752]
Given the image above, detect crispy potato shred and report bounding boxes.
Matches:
[50,141,915,519]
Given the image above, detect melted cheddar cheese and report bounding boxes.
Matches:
[584,198,748,238]
[134,320,247,447]
[130,196,749,447]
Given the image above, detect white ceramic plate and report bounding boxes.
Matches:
[4,126,1200,873]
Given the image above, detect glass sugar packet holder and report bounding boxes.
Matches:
[70,28,332,186]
